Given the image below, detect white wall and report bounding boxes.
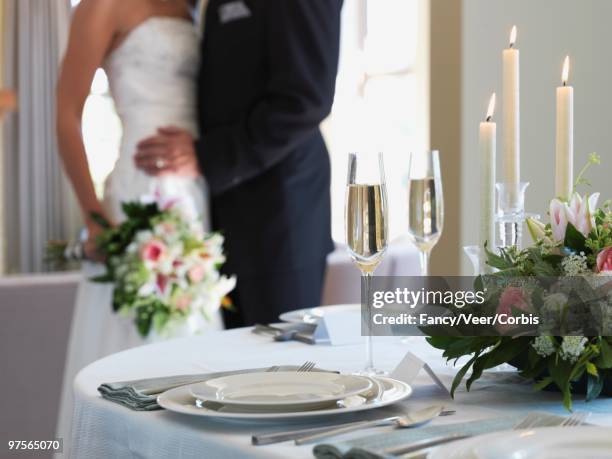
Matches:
[461,0,612,273]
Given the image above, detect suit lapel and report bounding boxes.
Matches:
[197,0,210,35]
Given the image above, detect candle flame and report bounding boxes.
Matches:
[509,25,517,48]
[486,93,496,121]
[562,56,570,85]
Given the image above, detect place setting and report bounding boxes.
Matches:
[156,364,414,422]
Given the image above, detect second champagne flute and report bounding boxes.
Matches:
[406,150,444,275]
[345,152,388,375]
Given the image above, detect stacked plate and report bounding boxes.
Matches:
[157,371,412,420]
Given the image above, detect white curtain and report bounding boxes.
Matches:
[2,0,80,273]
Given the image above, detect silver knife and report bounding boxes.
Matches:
[252,417,399,446]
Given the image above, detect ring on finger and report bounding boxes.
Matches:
[155,158,166,169]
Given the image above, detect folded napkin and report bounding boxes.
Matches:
[313,412,567,459]
[98,365,302,411]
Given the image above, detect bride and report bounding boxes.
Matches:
[55,0,217,449]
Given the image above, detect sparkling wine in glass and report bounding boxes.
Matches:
[345,153,388,375]
[407,151,444,275]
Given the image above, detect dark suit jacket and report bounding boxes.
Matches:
[197,0,342,277]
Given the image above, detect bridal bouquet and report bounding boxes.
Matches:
[427,155,612,410]
[91,196,235,338]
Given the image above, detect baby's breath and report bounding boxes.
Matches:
[561,252,590,276]
[559,336,588,363]
[532,336,556,358]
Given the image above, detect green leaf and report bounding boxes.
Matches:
[136,308,153,337]
[485,247,514,270]
[153,311,170,333]
[465,338,531,391]
[586,361,599,377]
[465,354,489,391]
[520,356,548,380]
[563,384,573,412]
[443,338,487,360]
[594,338,612,369]
[450,353,480,398]
[533,376,553,391]
[90,211,111,229]
[586,375,604,403]
[564,222,587,253]
[548,359,574,411]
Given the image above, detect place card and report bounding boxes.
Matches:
[391,351,451,396]
[313,310,362,346]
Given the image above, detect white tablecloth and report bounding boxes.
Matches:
[71,330,612,459]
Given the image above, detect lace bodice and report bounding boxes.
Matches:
[104,17,200,125]
[101,17,207,224]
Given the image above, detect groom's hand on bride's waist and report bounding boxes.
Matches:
[134,126,201,177]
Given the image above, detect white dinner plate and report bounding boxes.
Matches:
[428,426,612,459]
[189,372,372,410]
[279,304,360,324]
[159,377,412,420]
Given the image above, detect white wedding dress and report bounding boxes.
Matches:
[56,18,221,453]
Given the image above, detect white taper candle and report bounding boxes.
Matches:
[555,56,574,200]
[480,94,497,260]
[502,26,520,208]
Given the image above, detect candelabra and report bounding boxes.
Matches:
[464,182,541,275]
[496,182,539,249]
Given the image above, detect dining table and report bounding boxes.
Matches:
[70,327,612,458]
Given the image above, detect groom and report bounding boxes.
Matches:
[135,0,343,327]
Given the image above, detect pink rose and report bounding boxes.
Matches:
[597,247,612,273]
[188,264,206,283]
[496,287,532,333]
[140,239,166,263]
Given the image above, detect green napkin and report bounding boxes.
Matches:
[313,413,566,459]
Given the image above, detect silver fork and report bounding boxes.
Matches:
[296,361,316,372]
[560,411,589,426]
[512,411,543,429]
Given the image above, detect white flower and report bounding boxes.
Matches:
[526,218,555,246]
[550,193,600,241]
[559,336,588,363]
[532,336,557,358]
[135,230,153,243]
[561,253,590,276]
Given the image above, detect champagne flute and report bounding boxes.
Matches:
[345,152,388,375]
[406,151,444,275]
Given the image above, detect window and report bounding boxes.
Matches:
[70,0,122,197]
[323,0,428,242]
[81,69,122,197]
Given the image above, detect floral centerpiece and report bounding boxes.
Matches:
[91,196,235,338]
[427,155,612,410]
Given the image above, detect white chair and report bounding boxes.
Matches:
[322,236,420,305]
[0,273,79,454]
